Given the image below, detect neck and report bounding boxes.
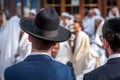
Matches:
[108,49,114,56]
[32,48,51,55]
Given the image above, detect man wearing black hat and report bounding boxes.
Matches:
[4,7,75,80]
[83,18,120,80]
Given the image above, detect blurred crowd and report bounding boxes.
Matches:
[0,4,120,80]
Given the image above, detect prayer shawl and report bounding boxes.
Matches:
[94,21,107,65]
[95,21,104,47]
[82,17,95,43]
[15,32,31,63]
[71,31,100,79]
[0,15,21,80]
[55,41,72,64]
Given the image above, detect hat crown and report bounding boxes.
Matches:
[20,7,71,42]
[34,7,59,31]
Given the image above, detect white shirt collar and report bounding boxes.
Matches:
[108,53,120,60]
[30,52,52,58]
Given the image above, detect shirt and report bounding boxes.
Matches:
[30,52,52,58]
[108,53,120,60]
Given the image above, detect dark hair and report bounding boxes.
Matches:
[102,18,120,52]
[74,19,80,23]
[32,36,55,50]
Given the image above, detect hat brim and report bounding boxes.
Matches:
[20,18,71,42]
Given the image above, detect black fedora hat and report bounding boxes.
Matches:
[20,7,71,42]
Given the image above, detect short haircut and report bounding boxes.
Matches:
[31,36,55,50]
[102,18,120,52]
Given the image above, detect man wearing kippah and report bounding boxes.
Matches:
[4,7,75,80]
[84,18,120,80]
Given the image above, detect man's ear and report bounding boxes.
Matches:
[103,38,114,55]
[103,39,109,49]
[103,39,113,54]
[28,35,32,42]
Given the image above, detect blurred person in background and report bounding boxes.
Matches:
[84,18,120,80]
[73,14,83,29]
[51,43,60,58]
[60,12,70,27]
[0,6,21,79]
[28,9,37,18]
[108,6,119,19]
[83,8,102,44]
[82,8,96,43]
[55,41,73,65]
[91,17,107,65]
[71,19,101,80]
[93,16,104,34]
[94,8,101,16]
[60,12,74,28]
[54,13,74,65]
[0,2,31,80]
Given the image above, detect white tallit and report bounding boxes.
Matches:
[0,15,21,80]
[71,31,101,80]
[94,21,107,65]
[95,21,104,47]
[15,32,31,63]
[55,41,72,64]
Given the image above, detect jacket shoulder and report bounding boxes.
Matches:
[84,64,110,80]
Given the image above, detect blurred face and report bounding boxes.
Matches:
[88,9,96,17]
[0,15,3,26]
[111,8,117,16]
[95,19,102,34]
[28,13,36,19]
[61,16,70,27]
[51,44,59,58]
[74,14,82,26]
[73,22,80,34]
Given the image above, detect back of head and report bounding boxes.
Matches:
[102,18,120,52]
[31,36,54,50]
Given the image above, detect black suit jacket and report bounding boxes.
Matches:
[84,57,120,80]
[5,55,75,80]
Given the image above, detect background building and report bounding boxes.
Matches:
[0,0,120,18]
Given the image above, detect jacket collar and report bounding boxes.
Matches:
[24,55,52,61]
[107,57,120,64]
[108,53,120,60]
